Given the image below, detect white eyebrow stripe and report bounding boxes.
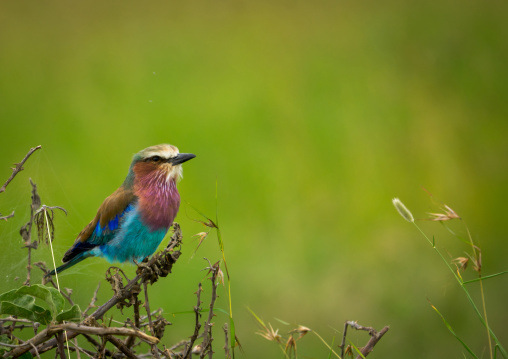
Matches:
[144,148,178,159]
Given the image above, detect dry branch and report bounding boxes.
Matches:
[0,145,42,194]
[5,225,183,358]
[0,211,14,221]
[183,282,202,359]
[341,321,390,359]
[200,259,220,359]
[50,323,159,344]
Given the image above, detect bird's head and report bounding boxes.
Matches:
[125,144,196,186]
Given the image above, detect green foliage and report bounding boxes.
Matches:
[0,334,33,358]
[0,284,81,325]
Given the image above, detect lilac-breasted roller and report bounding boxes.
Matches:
[47,144,195,276]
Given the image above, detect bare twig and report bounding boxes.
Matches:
[3,322,159,358]
[71,338,81,359]
[343,321,390,359]
[0,211,14,221]
[28,341,41,359]
[340,321,348,359]
[82,283,101,317]
[223,323,230,359]
[355,326,389,359]
[98,337,107,358]
[20,179,41,286]
[80,334,113,357]
[124,291,141,349]
[52,323,159,345]
[69,340,95,358]
[183,283,202,359]
[0,145,42,194]
[107,335,139,359]
[143,281,160,359]
[200,259,220,359]
[56,332,67,359]
[1,317,34,324]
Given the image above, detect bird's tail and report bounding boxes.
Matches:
[45,252,91,278]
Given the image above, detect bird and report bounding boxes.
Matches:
[47,144,195,277]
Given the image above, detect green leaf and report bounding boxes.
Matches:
[55,304,82,323]
[16,284,65,315]
[246,307,266,327]
[0,300,51,324]
[0,285,67,324]
[0,289,30,303]
[0,334,12,356]
[312,331,341,359]
[327,336,335,359]
[230,316,236,355]
[0,290,53,324]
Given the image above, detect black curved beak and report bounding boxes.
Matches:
[170,153,196,165]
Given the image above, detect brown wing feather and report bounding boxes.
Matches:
[62,186,136,262]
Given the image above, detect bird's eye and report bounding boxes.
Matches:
[151,156,162,162]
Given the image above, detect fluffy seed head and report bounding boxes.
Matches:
[392,198,414,223]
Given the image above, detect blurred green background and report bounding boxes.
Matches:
[1,0,507,357]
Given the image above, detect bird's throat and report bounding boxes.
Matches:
[133,169,180,231]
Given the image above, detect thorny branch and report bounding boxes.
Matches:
[182,282,202,359]
[4,224,187,358]
[222,324,230,359]
[142,281,160,359]
[1,149,234,358]
[7,226,229,359]
[200,259,221,359]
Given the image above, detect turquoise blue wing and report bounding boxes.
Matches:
[62,186,136,263]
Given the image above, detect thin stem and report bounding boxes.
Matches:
[464,223,493,359]
[44,209,71,359]
[413,222,506,358]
